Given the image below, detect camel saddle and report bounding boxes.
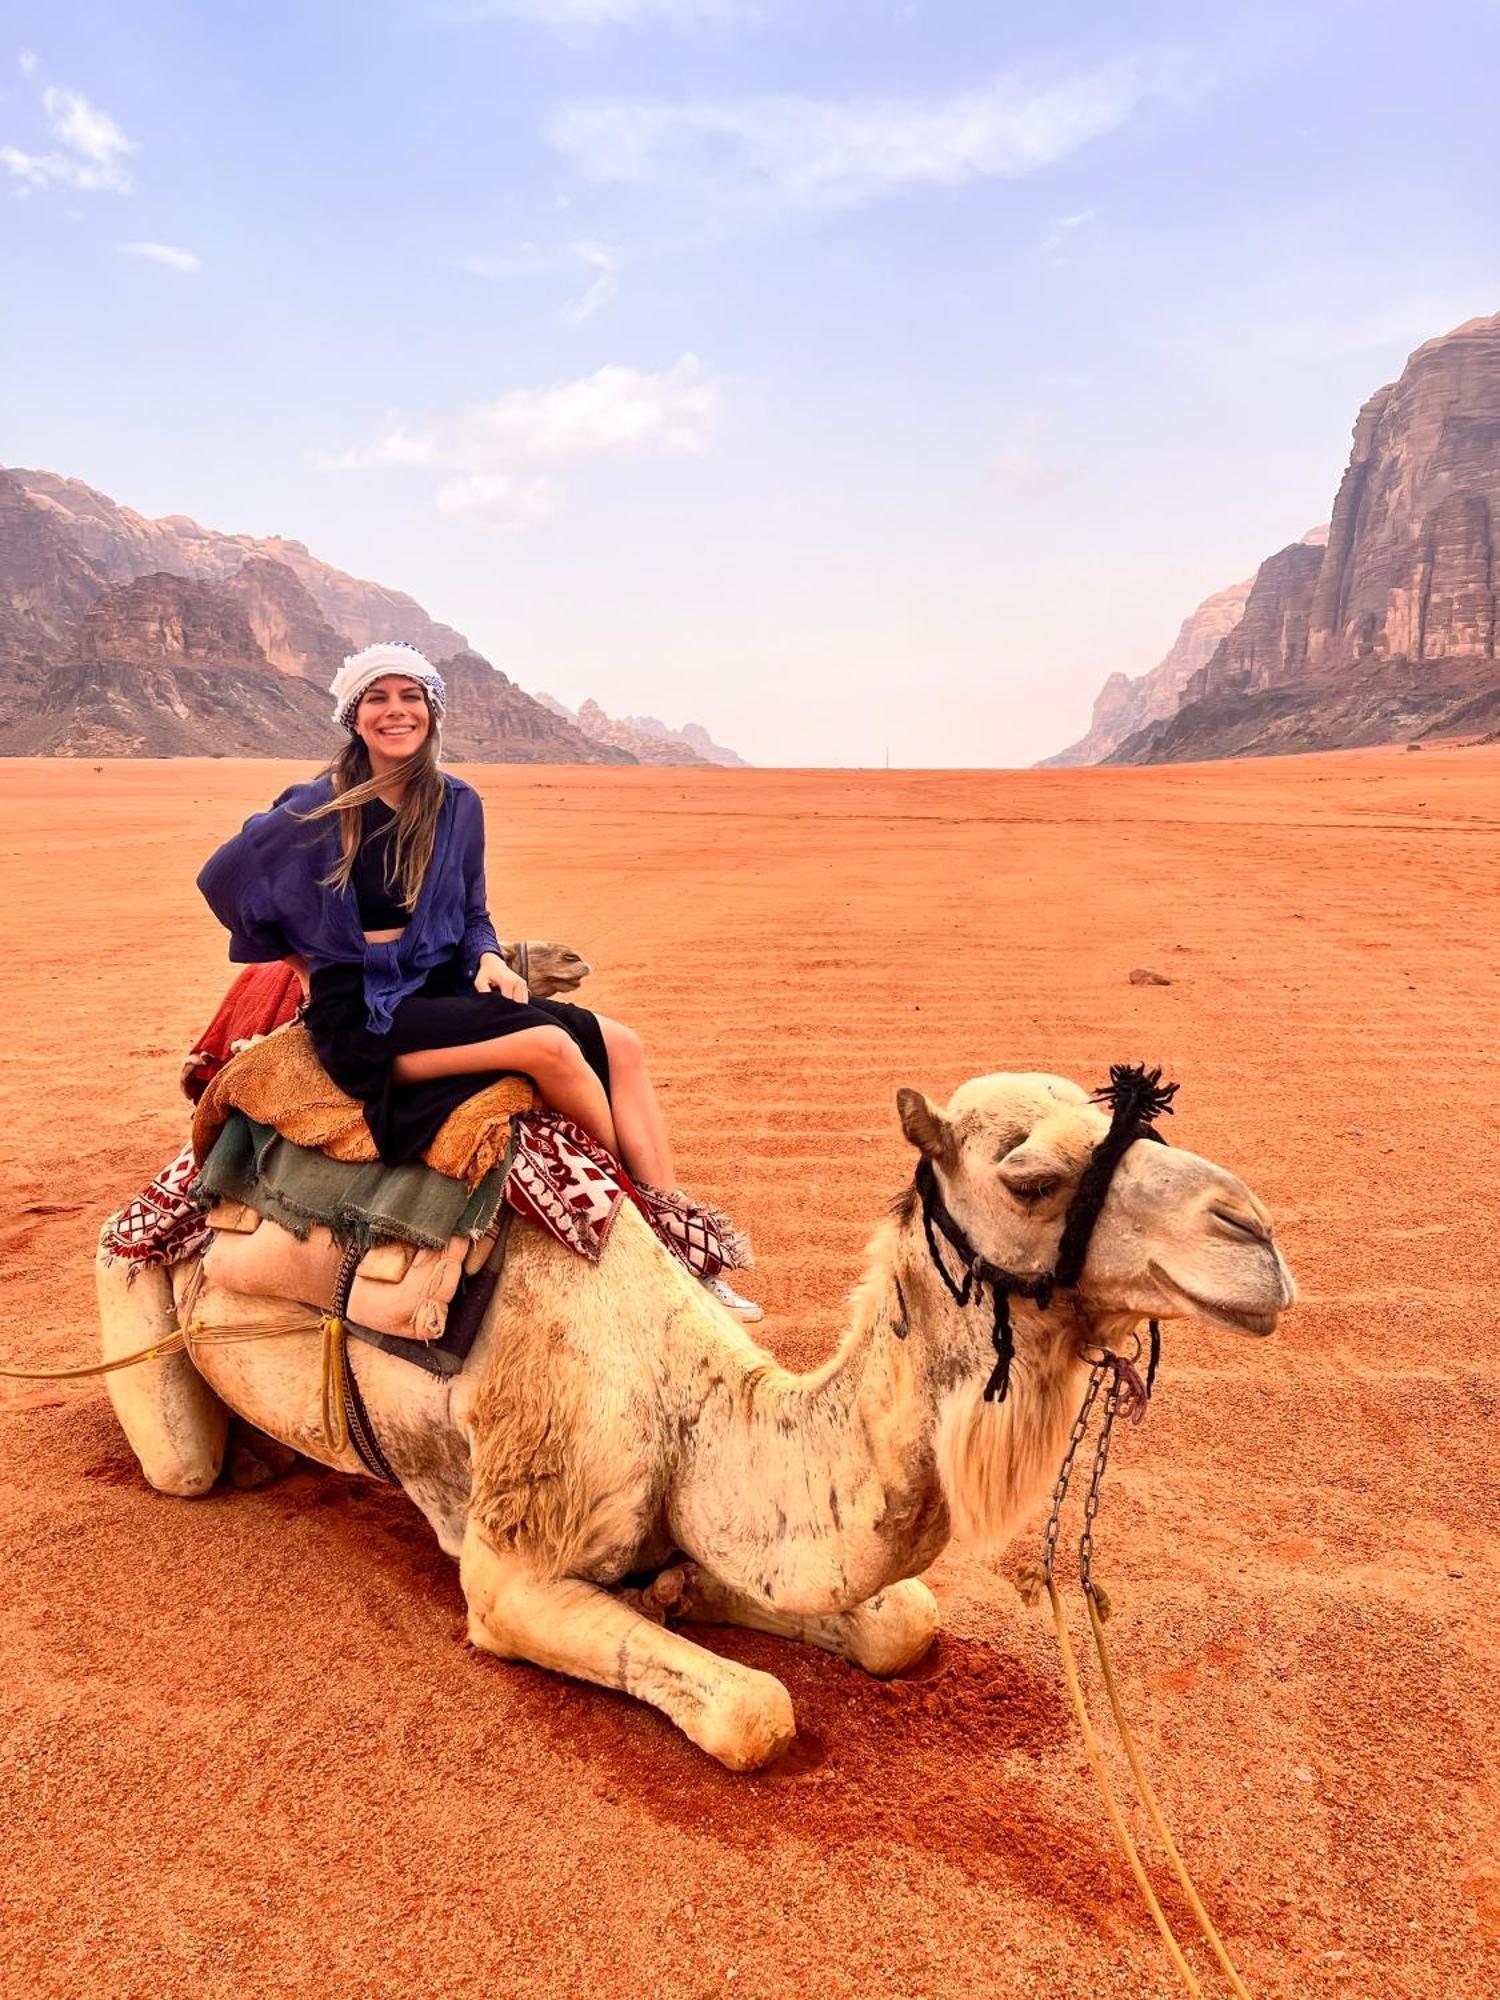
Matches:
[191,1019,536,1186]
[188,1021,538,1376]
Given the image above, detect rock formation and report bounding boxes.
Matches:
[1041,577,1257,767]
[0,467,635,761]
[220,558,350,682]
[1043,529,1328,768]
[1305,319,1500,677]
[1055,312,1500,765]
[72,573,269,674]
[575,699,710,765]
[0,469,109,672]
[13,469,469,661]
[440,656,634,765]
[644,717,748,768]
[540,693,747,766]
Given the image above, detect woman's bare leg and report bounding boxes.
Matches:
[595,1016,675,1189]
[392,1026,619,1156]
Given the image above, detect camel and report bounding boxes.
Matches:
[496,940,591,999]
[96,1070,1294,1771]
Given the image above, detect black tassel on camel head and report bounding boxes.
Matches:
[1051,1064,1178,1291]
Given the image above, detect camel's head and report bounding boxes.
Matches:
[500,941,592,1000]
[897,1071,1295,1340]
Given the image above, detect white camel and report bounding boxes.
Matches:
[97,1070,1294,1771]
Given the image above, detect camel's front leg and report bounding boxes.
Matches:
[460,1524,796,1772]
[661,1567,940,1678]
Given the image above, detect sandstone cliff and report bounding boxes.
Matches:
[1065,313,1500,766]
[1305,317,1500,677]
[0,468,634,762]
[0,469,109,671]
[221,557,350,681]
[72,572,269,674]
[541,692,748,766]
[575,699,710,765]
[1041,576,1256,767]
[1043,527,1329,767]
[14,469,470,661]
[6,661,332,759]
[441,656,635,765]
[637,717,748,767]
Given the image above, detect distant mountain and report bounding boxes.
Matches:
[1041,529,1329,768]
[1050,313,1500,766]
[538,693,750,767]
[0,466,634,762]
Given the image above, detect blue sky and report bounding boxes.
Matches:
[3,0,1497,765]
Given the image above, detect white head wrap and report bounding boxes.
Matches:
[330,642,448,732]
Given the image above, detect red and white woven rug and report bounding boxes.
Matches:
[102,1114,750,1283]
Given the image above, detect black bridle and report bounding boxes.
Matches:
[915,1064,1178,1403]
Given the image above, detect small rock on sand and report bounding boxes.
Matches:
[1128,967,1172,986]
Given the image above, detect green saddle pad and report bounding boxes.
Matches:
[191,1111,511,1254]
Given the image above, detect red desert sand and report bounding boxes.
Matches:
[1,750,1496,1999]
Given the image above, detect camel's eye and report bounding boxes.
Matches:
[1008,1175,1061,1203]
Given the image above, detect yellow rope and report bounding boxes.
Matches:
[3,1298,351,1460]
[1085,1584,1253,1999]
[0,1330,187,1380]
[320,1314,348,1456]
[1047,1577,1205,1998]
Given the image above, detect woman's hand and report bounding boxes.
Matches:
[475,951,528,1003]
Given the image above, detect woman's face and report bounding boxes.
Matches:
[354,676,432,767]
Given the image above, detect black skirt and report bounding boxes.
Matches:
[304,958,611,1166]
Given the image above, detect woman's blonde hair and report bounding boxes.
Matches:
[299,688,445,911]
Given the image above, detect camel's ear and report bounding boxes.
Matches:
[897,1088,956,1165]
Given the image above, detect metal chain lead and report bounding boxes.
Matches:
[1078,1360,1124,1593]
[1041,1360,1108,1583]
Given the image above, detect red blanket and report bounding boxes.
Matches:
[182,962,303,1104]
[506,1113,751,1278]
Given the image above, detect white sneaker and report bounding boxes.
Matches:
[701,1272,764,1322]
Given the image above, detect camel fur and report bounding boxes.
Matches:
[96,1070,1295,1771]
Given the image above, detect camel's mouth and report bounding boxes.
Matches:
[1147,1261,1281,1338]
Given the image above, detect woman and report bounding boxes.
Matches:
[197,640,760,1319]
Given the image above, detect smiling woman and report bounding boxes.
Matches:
[195,640,761,1318]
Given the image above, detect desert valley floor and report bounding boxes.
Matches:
[1,751,1496,1999]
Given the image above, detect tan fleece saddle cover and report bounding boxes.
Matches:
[193,1020,538,1343]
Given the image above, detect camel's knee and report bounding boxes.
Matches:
[840,1579,941,1677]
[459,1523,531,1657]
[693,1668,796,1772]
[96,1245,228,1497]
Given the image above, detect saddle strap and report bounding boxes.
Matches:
[339,1337,400,1486]
[331,1243,400,1486]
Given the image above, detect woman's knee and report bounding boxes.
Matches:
[527,1026,590,1083]
[599,1016,645,1073]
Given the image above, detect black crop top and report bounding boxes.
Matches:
[352,799,410,930]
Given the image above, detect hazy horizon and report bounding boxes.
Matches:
[4,1,1496,765]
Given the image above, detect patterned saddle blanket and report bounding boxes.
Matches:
[99,970,751,1370]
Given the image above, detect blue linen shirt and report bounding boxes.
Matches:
[197,772,501,1034]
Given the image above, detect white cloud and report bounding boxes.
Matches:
[435,472,566,525]
[459,237,621,324]
[120,240,200,272]
[549,48,1209,209]
[561,242,620,324]
[2,77,134,192]
[316,356,720,528]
